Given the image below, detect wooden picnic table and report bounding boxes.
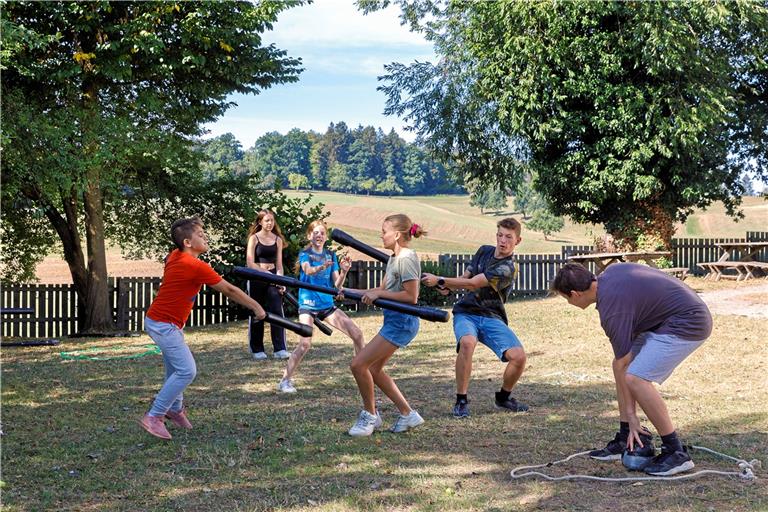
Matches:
[714,241,768,262]
[698,241,768,281]
[568,250,672,275]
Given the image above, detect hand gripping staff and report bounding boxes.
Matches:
[233,267,449,323]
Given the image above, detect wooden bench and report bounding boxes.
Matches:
[741,261,768,280]
[698,261,752,281]
[659,267,689,280]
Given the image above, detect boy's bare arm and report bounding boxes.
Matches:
[211,279,266,319]
[422,270,487,291]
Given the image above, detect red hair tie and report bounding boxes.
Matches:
[410,224,419,236]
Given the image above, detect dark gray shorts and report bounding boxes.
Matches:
[298,306,337,321]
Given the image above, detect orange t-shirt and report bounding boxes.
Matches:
[146,249,223,328]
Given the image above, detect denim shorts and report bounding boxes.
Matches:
[628,331,706,384]
[453,313,523,362]
[379,309,419,348]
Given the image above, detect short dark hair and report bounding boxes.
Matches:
[171,216,203,250]
[497,217,522,237]
[551,263,596,295]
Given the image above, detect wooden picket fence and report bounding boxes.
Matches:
[2,231,765,339]
[0,277,241,339]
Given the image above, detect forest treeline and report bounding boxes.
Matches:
[200,122,464,196]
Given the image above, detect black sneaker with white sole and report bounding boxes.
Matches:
[643,446,695,476]
[494,396,529,412]
[589,431,653,461]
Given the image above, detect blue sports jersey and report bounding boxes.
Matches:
[297,248,339,311]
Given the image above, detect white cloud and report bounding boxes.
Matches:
[306,52,435,76]
[266,0,431,49]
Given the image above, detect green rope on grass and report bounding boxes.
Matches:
[60,344,160,361]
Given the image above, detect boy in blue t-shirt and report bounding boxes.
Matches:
[422,218,528,418]
[278,220,364,393]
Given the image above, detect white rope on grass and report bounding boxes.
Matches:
[510,446,760,482]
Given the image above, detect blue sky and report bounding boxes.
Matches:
[205,1,435,149]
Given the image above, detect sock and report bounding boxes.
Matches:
[495,389,510,403]
[456,394,468,403]
[619,421,630,440]
[661,431,683,452]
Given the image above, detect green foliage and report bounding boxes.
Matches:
[245,123,462,195]
[369,0,768,247]
[198,134,245,178]
[513,179,545,219]
[418,260,454,307]
[287,172,310,190]
[0,0,304,326]
[525,209,565,241]
[469,185,507,214]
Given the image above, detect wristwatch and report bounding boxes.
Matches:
[437,277,446,289]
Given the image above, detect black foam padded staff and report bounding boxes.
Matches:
[330,228,389,264]
[257,311,314,338]
[234,267,449,323]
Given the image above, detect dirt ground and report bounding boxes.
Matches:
[697,282,768,318]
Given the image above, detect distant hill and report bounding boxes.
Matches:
[286,191,768,258]
[34,193,766,282]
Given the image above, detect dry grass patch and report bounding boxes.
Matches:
[2,297,766,511]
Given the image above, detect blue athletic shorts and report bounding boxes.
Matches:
[628,331,706,384]
[379,309,419,348]
[453,313,523,362]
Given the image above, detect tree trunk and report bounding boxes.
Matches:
[56,188,89,298]
[78,68,115,334]
[81,174,114,333]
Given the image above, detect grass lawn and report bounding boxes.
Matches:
[2,289,766,511]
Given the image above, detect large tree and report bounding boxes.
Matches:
[365,0,768,248]
[1,1,303,332]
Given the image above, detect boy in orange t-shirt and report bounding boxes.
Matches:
[140,216,266,440]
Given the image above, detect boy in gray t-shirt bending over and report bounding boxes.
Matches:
[552,262,711,476]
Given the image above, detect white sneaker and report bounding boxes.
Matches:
[374,412,383,430]
[252,352,268,360]
[273,350,290,360]
[390,410,424,433]
[348,410,378,437]
[278,379,297,393]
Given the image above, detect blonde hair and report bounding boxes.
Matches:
[384,213,426,241]
[295,219,329,273]
[247,209,286,244]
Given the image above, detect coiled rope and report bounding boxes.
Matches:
[510,446,760,482]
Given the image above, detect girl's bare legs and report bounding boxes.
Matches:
[282,314,314,381]
[325,310,365,354]
[350,335,411,414]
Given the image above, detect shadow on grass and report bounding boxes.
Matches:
[2,328,766,512]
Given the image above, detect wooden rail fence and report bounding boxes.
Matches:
[2,232,765,338]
